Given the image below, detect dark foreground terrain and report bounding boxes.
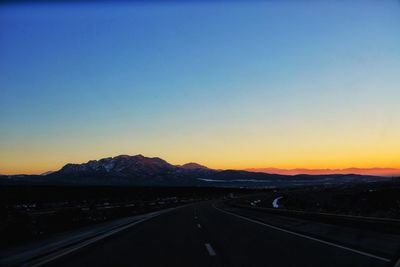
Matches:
[1,181,400,267]
[0,185,254,248]
[2,201,400,267]
[233,179,400,219]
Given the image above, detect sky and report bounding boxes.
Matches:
[1,1,400,174]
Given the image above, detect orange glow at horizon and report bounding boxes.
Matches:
[2,149,400,176]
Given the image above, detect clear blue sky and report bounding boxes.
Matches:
[1,1,400,173]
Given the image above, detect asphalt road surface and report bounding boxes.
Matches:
[41,201,400,267]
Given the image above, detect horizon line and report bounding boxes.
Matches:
[2,153,400,176]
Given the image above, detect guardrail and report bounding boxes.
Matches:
[226,200,400,234]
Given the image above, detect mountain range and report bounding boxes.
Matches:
[0,154,393,187]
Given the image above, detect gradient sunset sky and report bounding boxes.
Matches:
[1,1,400,174]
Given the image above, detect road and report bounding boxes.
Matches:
[272,196,283,208]
[39,201,399,267]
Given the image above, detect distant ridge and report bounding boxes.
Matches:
[245,168,400,177]
[179,162,209,170]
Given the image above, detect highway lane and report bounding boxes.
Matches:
[43,201,399,267]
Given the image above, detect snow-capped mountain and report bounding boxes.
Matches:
[58,154,177,177]
[44,154,216,186]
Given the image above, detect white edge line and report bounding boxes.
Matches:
[213,204,391,263]
[26,206,184,267]
[27,216,155,267]
[205,243,216,256]
[394,257,400,267]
